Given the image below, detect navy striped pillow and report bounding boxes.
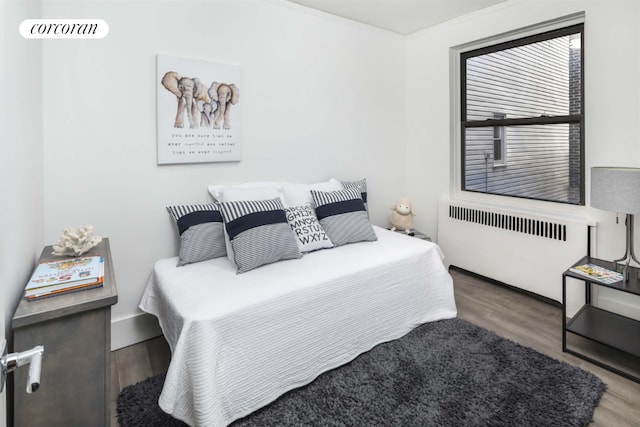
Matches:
[340,179,368,213]
[220,198,301,273]
[311,188,377,247]
[166,204,226,266]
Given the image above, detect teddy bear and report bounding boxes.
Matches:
[390,198,415,233]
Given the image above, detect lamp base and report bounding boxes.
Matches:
[612,214,639,282]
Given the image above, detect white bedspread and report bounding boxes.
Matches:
[139,226,457,426]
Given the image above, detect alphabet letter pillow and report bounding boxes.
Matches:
[310,188,377,247]
[220,198,302,273]
[166,204,226,266]
[284,203,334,253]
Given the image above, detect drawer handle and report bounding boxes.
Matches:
[0,340,44,394]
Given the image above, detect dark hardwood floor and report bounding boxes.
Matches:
[110,268,640,426]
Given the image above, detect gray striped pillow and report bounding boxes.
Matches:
[340,179,368,213]
[311,188,377,247]
[166,204,227,266]
[220,198,302,273]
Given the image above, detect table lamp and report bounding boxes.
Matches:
[591,167,640,281]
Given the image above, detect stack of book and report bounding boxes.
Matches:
[569,263,623,284]
[24,255,104,300]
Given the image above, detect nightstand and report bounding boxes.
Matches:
[390,229,432,241]
[562,256,640,383]
[12,238,118,426]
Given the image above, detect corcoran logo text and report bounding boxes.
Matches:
[20,19,109,39]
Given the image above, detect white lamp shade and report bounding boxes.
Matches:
[591,167,640,214]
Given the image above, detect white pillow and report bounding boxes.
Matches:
[311,180,343,191]
[281,180,342,207]
[208,181,281,202]
[220,186,280,203]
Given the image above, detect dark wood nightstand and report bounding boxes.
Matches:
[12,238,118,426]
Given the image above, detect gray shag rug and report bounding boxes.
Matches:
[117,318,605,426]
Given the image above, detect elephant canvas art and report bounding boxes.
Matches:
[209,82,239,130]
[161,72,212,129]
[199,101,217,128]
[157,55,242,164]
[161,72,240,130]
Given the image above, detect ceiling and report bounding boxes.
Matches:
[286,0,508,35]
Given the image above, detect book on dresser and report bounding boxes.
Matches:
[569,263,623,284]
[24,255,104,300]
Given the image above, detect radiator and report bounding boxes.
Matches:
[437,199,589,317]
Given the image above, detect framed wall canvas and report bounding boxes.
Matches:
[157,55,242,164]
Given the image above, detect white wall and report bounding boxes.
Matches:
[1,1,45,347]
[1,1,45,423]
[38,0,406,348]
[406,0,640,316]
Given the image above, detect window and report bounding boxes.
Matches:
[461,24,584,205]
[492,113,506,167]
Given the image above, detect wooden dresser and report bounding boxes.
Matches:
[12,238,118,427]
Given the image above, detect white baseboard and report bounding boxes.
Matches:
[596,290,640,321]
[110,312,163,351]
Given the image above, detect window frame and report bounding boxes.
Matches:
[492,112,506,167]
[459,23,585,205]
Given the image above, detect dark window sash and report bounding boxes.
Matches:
[464,115,582,128]
[459,22,584,206]
[461,23,584,61]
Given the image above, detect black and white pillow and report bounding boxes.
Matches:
[336,178,368,214]
[166,204,227,266]
[284,203,334,253]
[211,186,282,264]
[220,198,302,273]
[310,188,377,247]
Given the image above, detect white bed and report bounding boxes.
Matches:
[140,226,457,426]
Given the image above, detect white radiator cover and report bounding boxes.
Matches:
[438,199,589,317]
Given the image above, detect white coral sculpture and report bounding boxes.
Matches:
[52,225,102,256]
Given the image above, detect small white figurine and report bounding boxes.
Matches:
[390,198,415,233]
[52,225,102,256]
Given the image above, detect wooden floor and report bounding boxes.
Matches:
[110,268,640,426]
